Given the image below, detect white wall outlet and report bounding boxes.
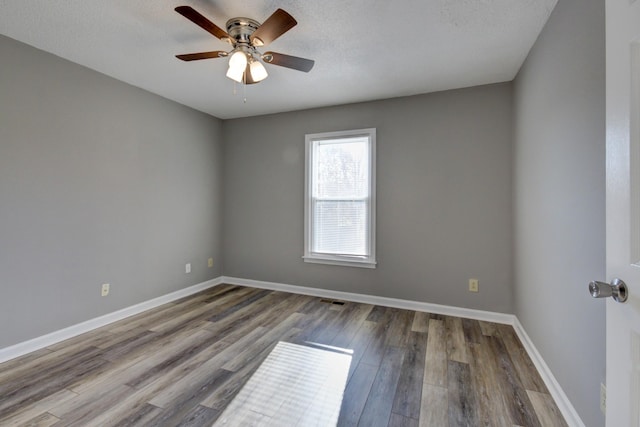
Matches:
[208,258,213,268]
[185,263,191,274]
[101,283,110,297]
[600,383,606,414]
[469,279,479,292]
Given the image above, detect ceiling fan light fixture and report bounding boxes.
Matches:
[249,60,268,82]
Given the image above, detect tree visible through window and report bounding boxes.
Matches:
[304,129,376,268]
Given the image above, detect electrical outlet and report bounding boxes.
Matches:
[101,283,110,297]
[600,383,606,414]
[469,279,479,292]
[185,263,191,274]
[208,258,213,268]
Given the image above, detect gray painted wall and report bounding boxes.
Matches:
[222,83,514,314]
[513,0,606,425]
[0,35,224,348]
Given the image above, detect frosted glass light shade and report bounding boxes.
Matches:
[228,51,247,70]
[250,61,268,82]
[226,65,244,83]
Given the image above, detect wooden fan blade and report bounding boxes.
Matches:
[250,9,297,47]
[175,6,231,42]
[263,51,315,72]
[175,51,227,61]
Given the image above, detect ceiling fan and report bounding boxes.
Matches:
[174,5,315,85]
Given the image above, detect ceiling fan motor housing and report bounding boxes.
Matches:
[226,18,260,46]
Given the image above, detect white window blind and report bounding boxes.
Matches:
[304,129,376,268]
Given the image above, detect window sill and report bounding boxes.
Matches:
[302,255,377,269]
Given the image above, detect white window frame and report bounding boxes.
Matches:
[303,128,376,268]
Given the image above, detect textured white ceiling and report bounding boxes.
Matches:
[0,0,557,119]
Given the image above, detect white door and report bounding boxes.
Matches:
[606,0,640,425]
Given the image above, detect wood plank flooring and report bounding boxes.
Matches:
[0,285,568,426]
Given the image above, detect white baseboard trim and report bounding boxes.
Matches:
[0,277,223,364]
[222,276,514,324]
[223,275,584,427]
[511,318,585,427]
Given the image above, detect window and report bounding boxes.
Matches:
[304,128,376,268]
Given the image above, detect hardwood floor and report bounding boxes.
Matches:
[0,285,568,426]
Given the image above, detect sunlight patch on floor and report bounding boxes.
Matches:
[213,341,352,426]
